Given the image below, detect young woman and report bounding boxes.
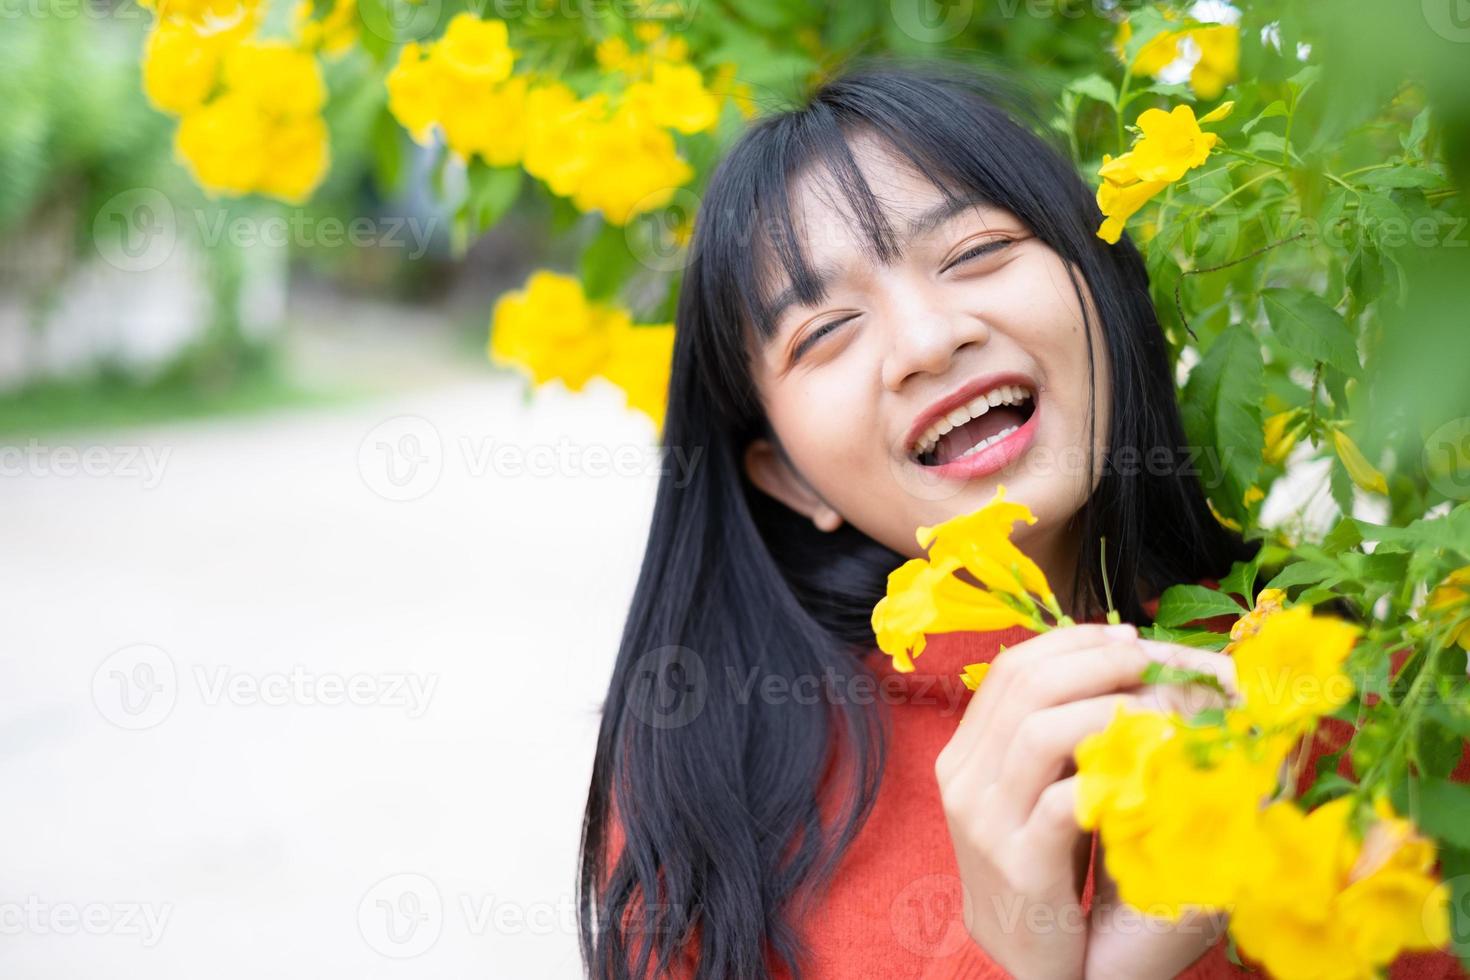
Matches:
[577,58,1280,979]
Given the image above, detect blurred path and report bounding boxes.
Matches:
[0,375,660,978]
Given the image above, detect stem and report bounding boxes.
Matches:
[1359,639,1444,794]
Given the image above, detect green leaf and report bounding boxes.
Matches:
[1067,73,1116,108]
[1180,325,1265,523]
[1414,779,1470,850]
[1261,289,1362,378]
[1219,555,1263,604]
[1242,100,1288,135]
[580,220,641,303]
[1153,584,1247,628]
[1266,559,1339,590]
[1359,166,1450,191]
[464,163,522,233]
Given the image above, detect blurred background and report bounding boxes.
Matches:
[2,0,1469,975]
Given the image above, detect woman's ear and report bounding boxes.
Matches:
[743,437,845,532]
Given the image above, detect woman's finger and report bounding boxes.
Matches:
[985,693,1144,834]
[953,623,1138,734]
[949,641,1152,770]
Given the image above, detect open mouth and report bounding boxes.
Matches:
[910,384,1037,467]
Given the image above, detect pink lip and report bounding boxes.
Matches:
[902,370,1040,456]
[919,398,1040,481]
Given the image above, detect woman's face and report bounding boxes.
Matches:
[743,133,1111,591]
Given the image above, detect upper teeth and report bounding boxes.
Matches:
[911,384,1033,458]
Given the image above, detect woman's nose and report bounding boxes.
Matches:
[880,284,991,392]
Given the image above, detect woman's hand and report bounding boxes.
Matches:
[1082,638,1238,980]
[935,625,1239,980]
[936,622,1151,978]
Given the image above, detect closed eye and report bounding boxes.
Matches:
[792,314,857,361]
[942,237,1013,273]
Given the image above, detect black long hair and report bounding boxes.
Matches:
[578,56,1256,979]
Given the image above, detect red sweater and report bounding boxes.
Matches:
[602,598,1469,979]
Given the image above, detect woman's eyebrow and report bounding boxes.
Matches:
[762,193,996,338]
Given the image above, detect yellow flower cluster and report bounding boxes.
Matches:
[1076,603,1451,976]
[1096,101,1233,244]
[139,0,330,202]
[293,0,359,58]
[488,270,675,430]
[1427,566,1470,651]
[388,18,727,225]
[871,484,1068,673]
[1114,17,1240,101]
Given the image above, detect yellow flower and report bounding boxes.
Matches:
[440,74,531,166]
[959,662,990,692]
[139,0,260,34]
[1095,174,1170,247]
[432,13,515,84]
[1426,566,1470,650]
[1095,102,1233,243]
[488,271,616,392]
[1231,604,1360,731]
[623,62,720,135]
[1075,703,1177,832]
[1332,427,1389,495]
[1232,797,1450,978]
[1113,19,1239,100]
[871,557,1034,672]
[1263,409,1302,465]
[173,40,330,203]
[1206,496,1241,532]
[916,483,1055,608]
[256,114,331,202]
[175,93,271,197]
[142,20,229,115]
[569,105,693,224]
[1101,740,1277,915]
[1222,587,1287,654]
[523,85,609,198]
[595,35,635,72]
[221,39,326,117]
[385,43,444,145]
[600,321,675,431]
[294,0,358,57]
